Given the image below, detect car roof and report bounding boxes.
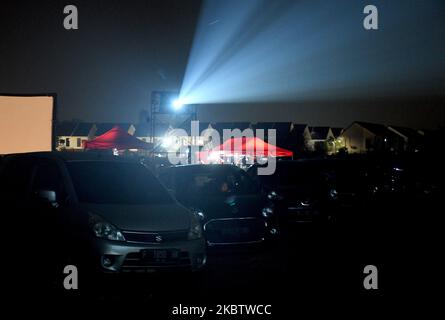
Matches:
[252,159,325,168]
[2,151,138,163]
[162,163,242,173]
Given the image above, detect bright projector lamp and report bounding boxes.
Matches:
[172,98,184,110]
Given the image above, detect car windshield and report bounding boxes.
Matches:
[170,167,259,197]
[67,161,173,205]
[259,162,325,187]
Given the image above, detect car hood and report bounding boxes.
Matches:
[274,185,322,199]
[179,194,264,221]
[79,203,191,232]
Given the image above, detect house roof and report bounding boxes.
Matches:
[353,121,406,140]
[309,126,331,140]
[291,124,308,133]
[354,122,391,137]
[389,126,424,140]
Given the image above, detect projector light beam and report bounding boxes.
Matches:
[178,0,444,105]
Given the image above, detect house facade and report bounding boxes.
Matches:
[341,122,405,154]
[55,120,423,155]
[55,122,95,150]
[388,126,425,152]
[306,126,335,153]
[56,122,136,151]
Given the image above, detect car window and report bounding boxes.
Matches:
[67,161,174,205]
[258,162,325,188]
[170,167,259,196]
[0,156,35,203]
[31,160,66,202]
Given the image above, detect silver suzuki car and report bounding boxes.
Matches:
[0,152,206,275]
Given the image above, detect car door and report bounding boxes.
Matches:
[28,158,71,264]
[0,156,35,208]
[0,156,37,248]
[0,156,46,285]
[30,158,66,219]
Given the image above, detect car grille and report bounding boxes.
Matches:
[287,207,319,215]
[204,217,266,245]
[122,230,189,244]
[338,192,356,207]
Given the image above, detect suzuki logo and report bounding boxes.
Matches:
[155,235,163,242]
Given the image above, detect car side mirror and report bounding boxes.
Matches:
[36,190,57,205]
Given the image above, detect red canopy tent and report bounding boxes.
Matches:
[84,126,152,150]
[198,136,293,163]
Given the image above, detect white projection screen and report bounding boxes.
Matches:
[0,95,54,154]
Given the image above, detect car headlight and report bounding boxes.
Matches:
[267,190,282,201]
[190,208,205,221]
[89,214,125,241]
[188,212,203,240]
[262,207,274,218]
[329,189,338,200]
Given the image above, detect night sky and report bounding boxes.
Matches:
[1,0,444,129]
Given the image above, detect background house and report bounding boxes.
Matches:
[55,119,425,155]
[55,121,95,150]
[307,126,334,153]
[388,126,425,152]
[328,127,345,154]
[56,121,137,151]
[341,121,405,154]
